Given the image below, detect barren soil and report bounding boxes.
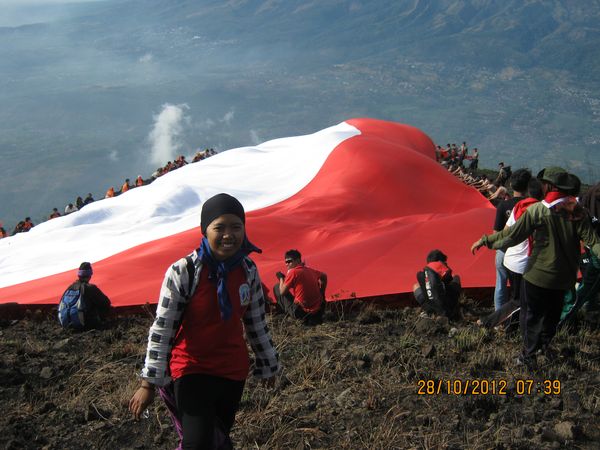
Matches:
[1,298,599,450]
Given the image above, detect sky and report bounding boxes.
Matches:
[0,0,105,4]
[0,0,108,27]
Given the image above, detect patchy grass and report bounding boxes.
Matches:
[1,300,599,449]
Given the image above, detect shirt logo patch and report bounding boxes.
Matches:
[239,283,251,306]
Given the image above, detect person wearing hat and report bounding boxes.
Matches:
[471,167,600,367]
[63,262,111,329]
[129,193,279,449]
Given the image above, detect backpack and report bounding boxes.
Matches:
[415,266,460,319]
[416,267,447,316]
[58,283,86,330]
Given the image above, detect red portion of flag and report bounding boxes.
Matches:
[0,118,495,306]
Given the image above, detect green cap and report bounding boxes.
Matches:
[537,167,580,195]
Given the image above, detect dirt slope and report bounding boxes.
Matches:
[1,299,599,449]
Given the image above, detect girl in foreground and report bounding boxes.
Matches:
[129,193,279,449]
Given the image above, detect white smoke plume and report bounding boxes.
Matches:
[249,129,261,145]
[148,103,189,166]
[108,150,119,162]
[139,53,153,63]
[221,109,235,125]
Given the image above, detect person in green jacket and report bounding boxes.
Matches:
[471,167,600,367]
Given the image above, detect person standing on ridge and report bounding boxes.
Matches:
[478,178,543,329]
[469,148,479,171]
[491,169,531,311]
[129,193,279,449]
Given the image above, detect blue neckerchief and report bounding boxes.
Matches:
[198,236,261,321]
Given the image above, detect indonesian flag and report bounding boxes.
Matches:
[0,118,495,307]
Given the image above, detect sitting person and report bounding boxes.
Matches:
[273,249,327,325]
[58,262,111,330]
[413,249,462,319]
[83,193,95,205]
[105,186,115,198]
[64,203,78,215]
[22,217,34,231]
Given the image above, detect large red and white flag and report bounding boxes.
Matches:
[0,118,495,307]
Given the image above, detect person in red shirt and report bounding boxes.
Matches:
[274,249,327,325]
[22,217,34,231]
[105,187,115,198]
[121,178,131,193]
[48,208,61,219]
[129,193,279,449]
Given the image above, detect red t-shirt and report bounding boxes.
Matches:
[169,265,251,381]
[284,265,323,314]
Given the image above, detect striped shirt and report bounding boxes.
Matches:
[140,249,279,386]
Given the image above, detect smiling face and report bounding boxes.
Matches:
[205,214,245,261]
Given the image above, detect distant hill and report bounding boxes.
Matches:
[1,0,599,227]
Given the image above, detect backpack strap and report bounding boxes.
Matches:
[185,255,196,299]
[79,281,86,310]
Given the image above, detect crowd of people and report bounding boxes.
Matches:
[435,141,479,170]
[124,168,596,447]
[471,167,599,367]
[0,148,218,239]
[438,143,600,368]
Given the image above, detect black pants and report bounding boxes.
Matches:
[174,373,245,450]
[520,280,565,358]
[482,271,523,329]
[272,284,324,325]
[506,269,523,304]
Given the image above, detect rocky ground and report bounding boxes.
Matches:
[1,297,599,450]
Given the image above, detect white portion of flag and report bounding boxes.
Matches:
[0,122,359,288]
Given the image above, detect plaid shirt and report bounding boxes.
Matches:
[141,249,280,386]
